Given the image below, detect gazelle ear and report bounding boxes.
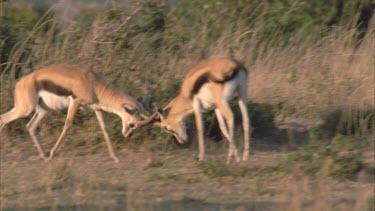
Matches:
[163,107,171,118]
[151,102,162,112]
[123,104,137,115]
[155,110,165,122]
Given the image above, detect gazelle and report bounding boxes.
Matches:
[0,65,155,163]
[152,56,251,163]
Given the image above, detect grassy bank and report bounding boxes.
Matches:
[0,1,374,210]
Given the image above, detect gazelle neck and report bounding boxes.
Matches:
[164,94,193,122]
[94,79,141,115]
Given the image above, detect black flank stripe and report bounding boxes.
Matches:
[190,73,209,98]
[36,80,74,97]
[189,68,247,98]
[209,68,242,83]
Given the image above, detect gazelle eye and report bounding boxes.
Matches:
[129,123,135,128]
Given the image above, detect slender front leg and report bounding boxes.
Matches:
[49,98,79,160]
[26,106,48,160]
[95,110,119,163]
[193,97,205,161]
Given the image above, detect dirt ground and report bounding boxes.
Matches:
[0,133,374,211]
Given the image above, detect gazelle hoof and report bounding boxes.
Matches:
[47,151,56,161]
[110,154,119,163]
[37,154,48,161]
[242,155,249,161]
[198,154,205,162]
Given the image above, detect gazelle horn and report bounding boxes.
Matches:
[136,112,158,128]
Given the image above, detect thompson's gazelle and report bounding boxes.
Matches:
[152,56,251,163]
[0,65,156,163]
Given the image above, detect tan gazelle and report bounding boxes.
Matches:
[0,65,156,163]
[152,56,251,163]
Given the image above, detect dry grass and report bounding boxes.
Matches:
[249,31,374,118]
[0,141,374,210]
[1,10,373,118]
[0,2,374,210]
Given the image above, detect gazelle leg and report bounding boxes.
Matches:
[48,98,79,160]
[215,109,230,140]
[217,101,240,163]
[95,110,119,163]
[0,108,24,134]
[1,108,34,135]
[26,106,48,160]
[238,97,250,161]
[1,79,37,133]
[193,97,205,161]
[0,114,6,134]
[216,108,239,163]
[238,74,251,161]
[0,107,35,134]
[211,83,240,163]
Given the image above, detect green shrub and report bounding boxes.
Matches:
[285,134,364,180]
[322,108,375,137]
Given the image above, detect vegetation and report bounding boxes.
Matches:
[0,0,374,210]
[285,134,365,180]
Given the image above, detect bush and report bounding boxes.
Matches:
[0,0,373,158]
[285,134,364,180]
[322,108,375,137]
[0,3,42,64]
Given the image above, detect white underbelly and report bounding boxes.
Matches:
[38,91,71,110]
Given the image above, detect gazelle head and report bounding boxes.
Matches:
[154,110,188,144]
[120,108,139,138]
[131,96,189,144]
[121,96,158,138]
